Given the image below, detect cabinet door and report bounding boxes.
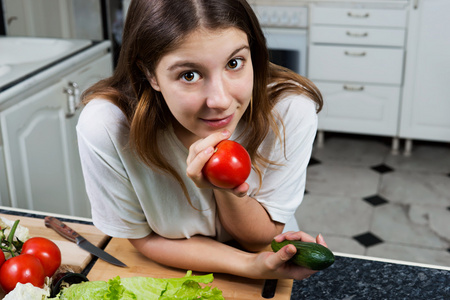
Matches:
[0,80,74,214]
[63,54,113,217]
[0,54,113,217]
[309,45,404,85]
[399,0,450,141]
[317,82,401,136]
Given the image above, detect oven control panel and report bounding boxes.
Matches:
[252,6,308,28]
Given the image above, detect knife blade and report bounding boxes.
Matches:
[44,216,127,268]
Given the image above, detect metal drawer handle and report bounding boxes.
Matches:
[346,31,368,38]
[343,85,364,91]
[344,51,367,56]
[347,12,370,18]
[63,87,76,118]
[63,82,81,118]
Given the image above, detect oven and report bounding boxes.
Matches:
[251,5,309,77]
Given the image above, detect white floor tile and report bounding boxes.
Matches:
[295,194,373,237]
[379,171,450,206]
[313,135,390,167]
[371,204,449,249]
[306,164,380,198]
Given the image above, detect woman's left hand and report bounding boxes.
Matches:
[249,231,329,280]
[186,130,249,197]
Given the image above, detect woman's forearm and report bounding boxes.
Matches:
[213,190,284,251]
[128,231,323,281]
[129,233,254,277]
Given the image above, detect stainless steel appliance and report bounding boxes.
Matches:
[252,5,308,76]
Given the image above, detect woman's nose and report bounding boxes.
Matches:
[205,76,232,110]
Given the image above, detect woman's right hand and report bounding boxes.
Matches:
[186,129,249,197]
[248,231,328,280]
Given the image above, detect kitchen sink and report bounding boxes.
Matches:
[0,37,92,88]
[0,37,81,65]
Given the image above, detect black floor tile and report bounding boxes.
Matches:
[308,157,321,167]
[353,232,384,247]
[371,163,394,174]
[363,195,389,206]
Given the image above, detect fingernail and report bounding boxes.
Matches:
[222,129,230,136]
[287,245,296,255]
[205,147,214,154]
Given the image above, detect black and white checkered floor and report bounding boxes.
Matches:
[296,132,450,268]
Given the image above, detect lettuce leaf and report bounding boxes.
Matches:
[55,271,224,300]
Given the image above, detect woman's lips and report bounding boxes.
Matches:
[201,114,234,128]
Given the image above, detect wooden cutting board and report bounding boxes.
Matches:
[0,213,108,273]
[88,238,293,299]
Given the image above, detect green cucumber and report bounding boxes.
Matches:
[271,240,335,270]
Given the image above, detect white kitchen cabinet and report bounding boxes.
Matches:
[316,82,401,136]
[399,0,450,147]
[0,145,10,206]
[0,52,112,217]
[308,2,408,145]
[309,45,404,85]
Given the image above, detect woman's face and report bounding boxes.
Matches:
[149,27,254,148]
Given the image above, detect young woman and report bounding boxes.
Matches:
[77,0,325,280]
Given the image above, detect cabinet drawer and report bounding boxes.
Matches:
[310,26,406,47]
[316,81,401,136]
[311,6,407,28]
[308,45,404,85]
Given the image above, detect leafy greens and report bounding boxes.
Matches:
[54,271,224,300]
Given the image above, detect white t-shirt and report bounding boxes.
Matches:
[76,93,317,241]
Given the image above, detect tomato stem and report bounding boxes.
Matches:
[7,220,19,245]
[1,219,21,257]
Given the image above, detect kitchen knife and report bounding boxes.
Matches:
[44,216,127,268]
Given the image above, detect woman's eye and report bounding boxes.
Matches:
[181,71,200,82]
[226,58,243,70]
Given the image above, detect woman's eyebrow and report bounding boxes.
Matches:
[227,45,250,61]
[167,62,201,72]
[167,45,250,72]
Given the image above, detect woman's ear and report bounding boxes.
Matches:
[138,61,161,91]
[149,75,161,91]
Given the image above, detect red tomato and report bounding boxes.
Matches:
[202,140,251,189]
[0,254,45,293]
[22,237,61,277]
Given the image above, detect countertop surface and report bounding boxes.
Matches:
[291,254,450,299]
[1,206,449,299]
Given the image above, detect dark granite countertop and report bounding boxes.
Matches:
[291,255,450,299]
[1,207,449,299]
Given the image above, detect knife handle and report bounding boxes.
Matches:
[45,216,80,243]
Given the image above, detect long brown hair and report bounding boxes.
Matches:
[82,0,322,202]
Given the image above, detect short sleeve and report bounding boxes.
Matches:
[248,94,318,223]
[76,100,152,238]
